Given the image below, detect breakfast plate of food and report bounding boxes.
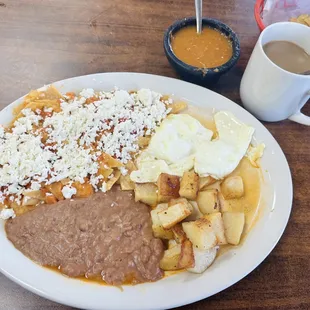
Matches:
[0,72,292,310]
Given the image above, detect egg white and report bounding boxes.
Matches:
[130,112,255,183]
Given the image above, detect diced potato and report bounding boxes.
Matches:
[168,101,188,114]
[187,201,203,221]
[158,199,192,229]
[46,182,64,201]
[182,218,217,250]
[178,239,195,269]
[179,171,199,200]
[171,223,187,243]
[151,203,174,240]
[72,181,94,198]
[159,244,182,271]
[203,213,227,245]
[187,247,218,274]
[157,173,180,203]
[120,174,135,191]
[218,192,231,212]
[197,189,220,214]
[199,176,217,190]
[134,183,158,206]
[222,212,245,245]
[221,176,244,199]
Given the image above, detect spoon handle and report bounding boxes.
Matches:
[195,0,202,34]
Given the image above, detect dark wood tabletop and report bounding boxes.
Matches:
[0,0,309,309]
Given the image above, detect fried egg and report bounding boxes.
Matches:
[130,111,255,183]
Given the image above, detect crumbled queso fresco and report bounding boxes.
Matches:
[0,88,170,215]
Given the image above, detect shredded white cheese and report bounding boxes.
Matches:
[0,208,16,220]
[0,88,169,206]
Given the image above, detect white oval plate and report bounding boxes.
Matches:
[0,73,292,310]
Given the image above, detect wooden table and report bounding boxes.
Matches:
[0,0,309,309]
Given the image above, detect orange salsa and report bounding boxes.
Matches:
[171,26,233,68]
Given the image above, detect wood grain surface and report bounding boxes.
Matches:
[0,0,309,309]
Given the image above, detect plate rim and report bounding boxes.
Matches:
[0,72,293,310]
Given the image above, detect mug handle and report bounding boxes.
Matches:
[288,90,310,126]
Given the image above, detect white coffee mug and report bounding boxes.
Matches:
[240,22,310,125]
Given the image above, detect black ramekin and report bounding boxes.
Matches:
[163,17,241,87]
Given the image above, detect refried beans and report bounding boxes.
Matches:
[5,186,164,285]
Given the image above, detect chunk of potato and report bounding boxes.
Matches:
[179,171,199,200]
[178,239,195,269]
[187,247,218,274]
[171,223,187,243]
[151,203,174,240]
[203,213,227,245]
[159,244,182,271]
[222,212,245,245]
[187,201,203,221]
[199,176,217,190]
[197,189,220,214]
[157,173,180,203]
[221,176,244,199]
[182,218,217,250]
[134,183,158,206]
[158,199,192,229]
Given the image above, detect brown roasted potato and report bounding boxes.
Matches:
[179,171,199,200]
[199,176,217,190]
[158,199,192,229]
[135,183,158,206]
[203,213,227,245]
[171,223,187,243]
[222,212,245,245]
[197,189,220,214]
[182,218,217,250]
[151,203,174,240]
[221,176,244,199]
[157,173,180,203]
[178,239,195,269]
[159,244,182,270]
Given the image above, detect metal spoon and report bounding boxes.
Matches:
[195,0,202,34]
